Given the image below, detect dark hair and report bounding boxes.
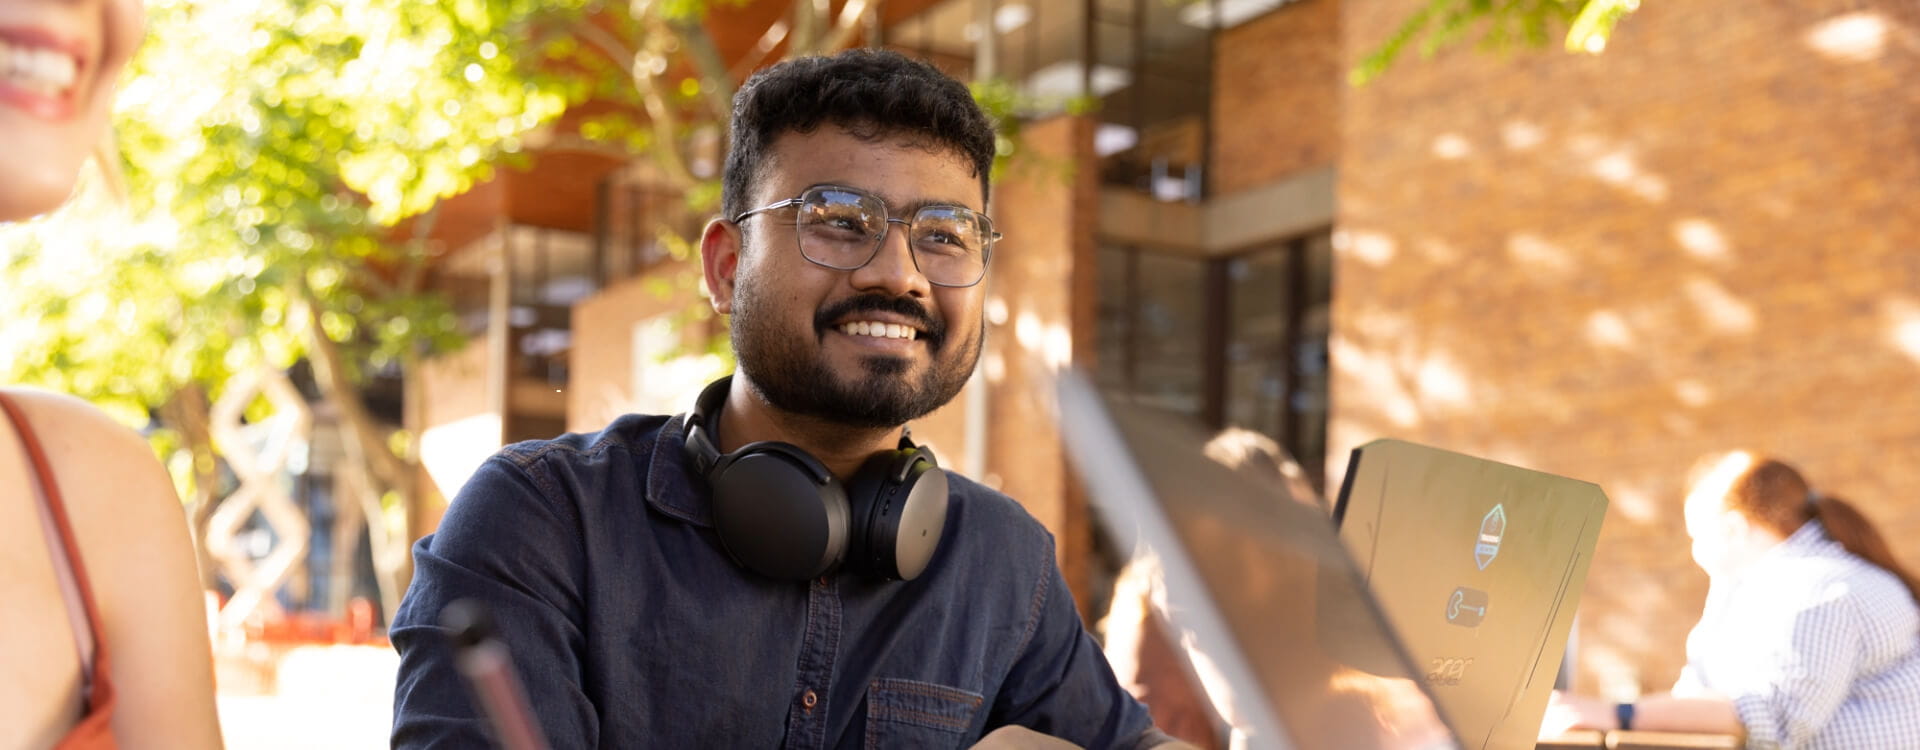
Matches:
[721,49,997,221]
[1711,453,1920,604]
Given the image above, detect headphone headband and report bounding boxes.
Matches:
[684,376,730,476]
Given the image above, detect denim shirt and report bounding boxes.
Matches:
[391,412,1166,749]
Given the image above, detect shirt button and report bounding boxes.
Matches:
[802,689,819,709]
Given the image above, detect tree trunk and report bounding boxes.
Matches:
[790,0,825,57]
[296,282,415,622]
[161,384,223,591]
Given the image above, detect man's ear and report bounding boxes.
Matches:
[700,218,743,315]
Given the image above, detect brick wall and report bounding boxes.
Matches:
[566,258,726,433]
[983,114,1101,615]
[1212,0,1342,195]
[1335,0,1920,693]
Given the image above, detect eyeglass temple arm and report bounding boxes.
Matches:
[731,198,805,224]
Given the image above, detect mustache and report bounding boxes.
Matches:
[816,294,945,347]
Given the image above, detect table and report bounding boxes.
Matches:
[1608,731,1743,749]
[1536,730,1742,749]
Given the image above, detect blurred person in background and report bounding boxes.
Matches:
[0,0,223,747]
[1546,451,1920,749]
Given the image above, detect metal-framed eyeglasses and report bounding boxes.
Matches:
[731,184,1001,288]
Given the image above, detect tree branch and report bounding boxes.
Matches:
[817,0,875,53]
[666,17,737,129]
[576,17,697,189]
[788,0,827,57]
[731,19,790,81]
[161,384,222,589]
[572,21,638,73]
[293,279,409,492]
[525,131,645,161]
[636,73,700,189]
[398,204,442,296]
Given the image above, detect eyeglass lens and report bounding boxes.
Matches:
[794,187,989,286]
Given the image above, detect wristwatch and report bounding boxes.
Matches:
[1614,701,1637,731]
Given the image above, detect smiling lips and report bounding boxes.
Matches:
[837,320,921,341]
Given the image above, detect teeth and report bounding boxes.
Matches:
[0,39,79,97]
[838,321,918,340]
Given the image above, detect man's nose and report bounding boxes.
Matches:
[848,219,932,299]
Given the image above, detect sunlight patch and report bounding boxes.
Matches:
[1672,218,1731,263]
[1805,12,1889,63]
[1416,354,1472,409]
[1337,229,1397,266]
[1431,133,1472,160]
[1501,121,1545,151]
[1884,299,1920,364]
[1672,379,1713,408]
[1585,310,1636,350]
[1508,233,1576,277]
[1683,277,1756,334]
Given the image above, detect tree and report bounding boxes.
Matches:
[1,0,1036,620]
[0,0,591,619]
[1354,0,1645,85]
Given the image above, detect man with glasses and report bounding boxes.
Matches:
[391,49,1190,750]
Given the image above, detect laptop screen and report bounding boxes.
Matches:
[1332,440,1607,750]
[1061,377,1460,750]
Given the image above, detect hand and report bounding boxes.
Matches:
[1539,690,1617,738]
[968,726,1083,749]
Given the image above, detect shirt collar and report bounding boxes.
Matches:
[1738,518,1829,577]
[644,413,714,528]
[1773,517,1829,556]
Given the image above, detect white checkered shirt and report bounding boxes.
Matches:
[1674,520,1920,750]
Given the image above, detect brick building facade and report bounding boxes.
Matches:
[1332,0,1920,694]
[411,0,1920,723]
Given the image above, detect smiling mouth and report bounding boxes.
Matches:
[0,38,80,100]
[835,321,921,341]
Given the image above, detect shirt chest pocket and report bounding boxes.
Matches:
[864,678,984,750]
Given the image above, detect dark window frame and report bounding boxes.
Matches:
[1100,227,1333,490]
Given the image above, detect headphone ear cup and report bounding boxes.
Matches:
[708,445,850,581]
[845,449,949,581]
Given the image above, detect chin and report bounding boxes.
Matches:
[0,165,84,222]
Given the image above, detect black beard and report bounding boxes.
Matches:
[731,285,981,429]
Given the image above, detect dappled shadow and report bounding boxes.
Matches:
[1336,0,1920,696]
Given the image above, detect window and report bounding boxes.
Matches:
[1099,229,1332,488]
[1092,0,1213,201]
[1097,245,1209,418]
[1224,232,1331,486]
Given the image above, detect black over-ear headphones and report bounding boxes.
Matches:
[682,376,949,582]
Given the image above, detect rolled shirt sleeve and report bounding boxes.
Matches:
[390,456,598,749]
[988,538,1172,750]
[1724,588,1863,750]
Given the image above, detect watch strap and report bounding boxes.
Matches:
[1614,701,1637,731]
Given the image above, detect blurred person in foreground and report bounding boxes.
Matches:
[391,49,1193,750]
[0,0,224,748]
[1545,451,1920,748]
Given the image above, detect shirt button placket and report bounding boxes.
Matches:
[782,575,840,750]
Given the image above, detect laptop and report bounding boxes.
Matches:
[1058,373,1459,750]
[1332,440,1606,750]
[1058,372,1605,750]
